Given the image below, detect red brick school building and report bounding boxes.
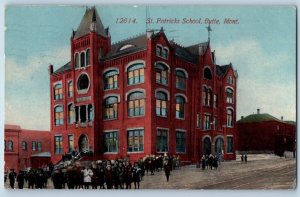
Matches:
[48,7,238,164]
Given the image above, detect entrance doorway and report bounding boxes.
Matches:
[215,137,224,154]
[203,137,211,155]
[78,134,89,153]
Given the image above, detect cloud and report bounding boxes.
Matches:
[214,39,296,121]
[5,46,70,130]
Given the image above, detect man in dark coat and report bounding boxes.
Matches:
[132,162,141,189]
[163,160,171,182]
[16,171,25,189]
[8,169,17,189]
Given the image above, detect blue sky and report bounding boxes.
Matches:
[4,5,296,130]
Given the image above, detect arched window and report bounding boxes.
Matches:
[127,63,145,85]
[155,63,169,85]
[207,88,212,106]
[68,104,75,124]
[68,81,73,97]
[77,74,90,91]
[175,96,185,119]
[54,84,62,100]
[80,52,85,67]
[54,106,64,126]
[104,96,118,120]
[175,70,186,90]
[8,140,13,151]
[162,48,168,59]
[227,109,233,127]
[86,49,90,66]
[204,67,212,80]
[227,76,234,84]
[156,45,162,57]
[128,91,145,117]
[156,91,168,117]
[74,53,79,68]
[226,88,234,103]
[104,70,118,90]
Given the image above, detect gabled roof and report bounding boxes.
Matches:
[53,62,71,75]
[216,64,230,77]
[237,113,281,124]
[186,42,209,56]
[104,33,147,60]
[74,7,107,39]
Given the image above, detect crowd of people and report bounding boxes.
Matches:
[5,154,181,189]
[200,154,222,170]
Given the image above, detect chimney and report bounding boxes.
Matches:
[146,29,154,39]
[241,116,244,119]
[281,116,283,121]
[257,108,260,114]
[48,65,53,75]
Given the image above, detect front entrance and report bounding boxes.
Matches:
[215,137,224,154]
[203,137,212,155]
[78,134,89,153]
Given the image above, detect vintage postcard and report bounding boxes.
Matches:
[3,5,296,190]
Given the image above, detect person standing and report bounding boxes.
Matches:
[245,154,248,163]
[8,169,16,189]
[16,170,25,189]
[163,160,171,182]
[241,154,244,163]
[82,166,93,189]
[132,162,141,189]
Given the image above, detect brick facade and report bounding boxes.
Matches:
[237,111,296,155]
[4,124,51,172]
[49,7,238,164]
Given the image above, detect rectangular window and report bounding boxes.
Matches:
[128,71,134,85]
[104,131,118,153]
[127,129,144,152]
[227,136,234,153]
[196,113,200,128]
[156,129,168,152]
[68,82,73,97]
[204,114,211,130]
[22,141,27,151]
[32,141,37,151]
[55,136,63,154]
[214,94,218,108]
[214,117,218,130]
[176,131,186,153]
[68,135,74,152]
[37,142,42,151]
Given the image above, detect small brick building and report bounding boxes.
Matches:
[237,109,296,156]
[4,124,51,172]
[49,7,238,164]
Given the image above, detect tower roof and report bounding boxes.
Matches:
[237,113,281,124]
[74,7,107,39]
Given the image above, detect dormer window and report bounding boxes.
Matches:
[156,45,169,59]
[119,44,134,51]
[204,67,212,80]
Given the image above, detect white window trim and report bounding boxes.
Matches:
[125,88,146,101]
[155,88,170,101]
[175,129,187,153]
[156,128,170,153]
[104,94,121,103]
[76,72,91,94]
[127,128,145,154]
[125,60,145,72]
[175,68,189,78]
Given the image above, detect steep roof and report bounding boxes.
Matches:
[53,62,71,75]
[170,41,198,64]
[216,64,230,77]
[104,34,147,60]
[74,7,107,39]
[186,42,209,56]
[284,121,296,125]
[237,113,281,124]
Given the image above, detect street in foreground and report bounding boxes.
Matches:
[5,154,296,189]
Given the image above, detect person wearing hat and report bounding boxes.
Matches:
[8,169,16,189]
[17,170,25,189]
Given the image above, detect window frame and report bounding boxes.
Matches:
[104,131,119,153]
[54,135,63,155]
[127,129,144,153]
[128,91,145,117]
[176,130,186,153]
[156,128,169,153]
[104,96,118,120]
[175,95,186,119]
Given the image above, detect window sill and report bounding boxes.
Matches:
[156,82,168,87]
[175,87,186,91]
[175,151,186,154]
[104,87,119,91]
[127,151,144,154]
[176,117,185,120]
[128,115,145,118]
[103,118,118,121]
[104,152,119,154]
[156,115,168,118]
[128,82,144,87]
